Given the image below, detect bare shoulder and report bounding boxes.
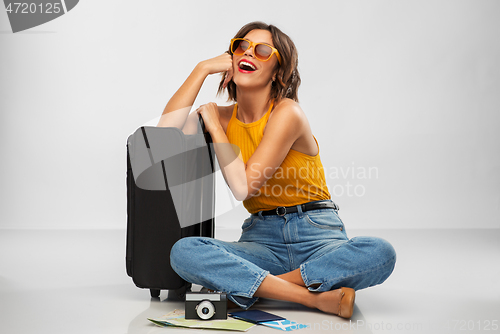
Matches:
[270,98,307,124]
[268,99,316,155]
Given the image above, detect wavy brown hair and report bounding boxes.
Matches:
[217,21,301,103]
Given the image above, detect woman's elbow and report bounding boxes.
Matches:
[232,186,249,202]
[235,186,263,202]
[229,181,256,201]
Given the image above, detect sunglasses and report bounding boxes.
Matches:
[230,38,282,64]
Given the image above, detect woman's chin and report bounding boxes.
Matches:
[233,76,271,92]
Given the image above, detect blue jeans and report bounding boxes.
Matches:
[170,200,396,309]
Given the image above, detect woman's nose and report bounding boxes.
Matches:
[243,45,255,58]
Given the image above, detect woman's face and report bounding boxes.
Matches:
[231,29,279,91]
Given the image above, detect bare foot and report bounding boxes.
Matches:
[313,289,344,315]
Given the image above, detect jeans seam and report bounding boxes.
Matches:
[300,264,313,287]
[247,269,269,297]
[300,262,327,289]
[286,244,295,272]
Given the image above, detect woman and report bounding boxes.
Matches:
[164,22,396,319]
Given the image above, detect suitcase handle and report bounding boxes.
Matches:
[198,114,214,170]
[198,114,206,133]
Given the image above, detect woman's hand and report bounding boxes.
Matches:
[198,53,233,88]
[196,102,223,135]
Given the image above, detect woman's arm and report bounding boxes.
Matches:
[157,53,233,129]
[198,99,309,201]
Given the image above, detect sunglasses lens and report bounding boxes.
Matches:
[255,44,273,61]
[231,39,277,62]
[232,39,250,54]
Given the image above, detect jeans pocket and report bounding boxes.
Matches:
[241,216,258,233]
[305,210,344,231]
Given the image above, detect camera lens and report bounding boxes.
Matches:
[196,300,215,320]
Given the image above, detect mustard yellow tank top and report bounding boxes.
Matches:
[226,103,331,214]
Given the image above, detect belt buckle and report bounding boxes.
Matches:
[276,207,286,216]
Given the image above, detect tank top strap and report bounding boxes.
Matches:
[263,101,273,123]
[231,103,238,121]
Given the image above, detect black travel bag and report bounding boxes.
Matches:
[126,117,215,298]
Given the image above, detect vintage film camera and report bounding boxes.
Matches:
[185,291,228,320]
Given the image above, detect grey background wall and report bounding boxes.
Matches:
[1,0,499,229]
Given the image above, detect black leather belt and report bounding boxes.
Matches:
[258,200,339,216]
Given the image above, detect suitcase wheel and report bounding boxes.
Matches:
[150,289,161,298]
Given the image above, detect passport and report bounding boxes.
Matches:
[229,310,285,324]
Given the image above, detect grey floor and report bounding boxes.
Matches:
[0,228,499,334]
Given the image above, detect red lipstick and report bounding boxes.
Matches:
[238,59,257,73]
